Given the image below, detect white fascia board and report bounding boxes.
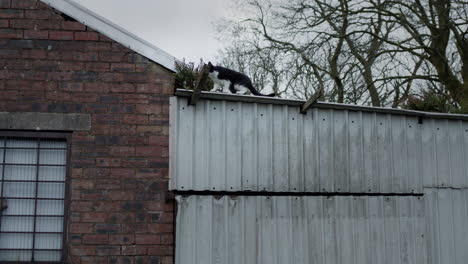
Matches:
[40,0,176,72]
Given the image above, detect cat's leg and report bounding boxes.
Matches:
[229,83,237,94]
[235,85,250,95]
[210,83,220,92]
[221,81,232,93]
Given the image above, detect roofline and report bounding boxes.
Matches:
[175,89,468,121]
[40,0,176,72]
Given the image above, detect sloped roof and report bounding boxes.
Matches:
[40,0,176,72]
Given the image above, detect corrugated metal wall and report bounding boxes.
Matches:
[176,195,426,264]
[425,188,468,264]
[170,96,468,193]
[170,95,468,264]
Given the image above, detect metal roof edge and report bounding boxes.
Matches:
[174,89,468,121]
[40,0,176,72]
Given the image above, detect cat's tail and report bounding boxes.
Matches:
[249,86,276,97]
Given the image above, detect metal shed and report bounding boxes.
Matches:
[170,89,468,264]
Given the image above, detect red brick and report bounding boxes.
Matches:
[61,21,86,31]
[99,52,125,62]
[84,82,110,93]
[136,234,161,245]
[49,30,73,40]
[5,59,32,69]
[111,63,135,72]
[121,245,147,256]
[0,19,8,27]
[71,201,94,212]
[0,0,10,8]
[136,84,162,94]
[72,179,95,189]
[148,136,168,146]
[160,234,174,244]
[160,256,174,264]
[0,9,23,18]
[0,28,22,38]
[0,90,18,100]
[25,10,53,19]
[93,201,121,212]
[95,179,120,189]
[80,256,108,264]
[136,105,162,115]
[9,19,36,29]
[96,158,121,167]
[107,190,134,200]
[147,245,173,256]
[85,62,110,72]
[70,245,96,256]
[136,126,162,134]
[110,168,135,178]
[75,31,99,41]
[109,234,135,245]
[110,146,135,156]
[96,245,121,256]
[135,146,161,156]
[70,223,94,233]
[99,72,124,82]
[148,224,173,233]
[23,29,47,39]
[122,94,149,104]
[11,0,37,9]
[82,234,109,245]
[22,49,46,59]
[122,114,149,125]
[110,83,135,93]
[81,212,108,223]
[85,42,111,51]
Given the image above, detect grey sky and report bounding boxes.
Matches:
[71,0,232,63]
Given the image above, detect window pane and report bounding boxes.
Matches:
[39,150,66,165]
[1,216,34,232]
[2,199,35,215]
[36,217,63,233]
[0,233,33,249]
[34,234,62,250]
[6,138,38,148]
[5,149,37,164]
[40,139,66,149]
[4,165,36,181]
[34,251,61,262]
[38,183,65,199]
[39,166,66,181]
[3,182,36,198]
[0,148,4,162]
[0,250,32,261]
[37,200,64,216]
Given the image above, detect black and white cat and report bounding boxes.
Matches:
[207,62,275,97]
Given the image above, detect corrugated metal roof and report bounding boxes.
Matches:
[175,195,426,264]
[169,96,468,192]
[425,188,468,264]
[175,89,468,121]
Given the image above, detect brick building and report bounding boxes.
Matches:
[0,0,176,263]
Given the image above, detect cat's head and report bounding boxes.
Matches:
[207,62,214,72]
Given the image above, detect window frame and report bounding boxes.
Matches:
[0,131,72,264]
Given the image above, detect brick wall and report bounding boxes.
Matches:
[0,1,175,263]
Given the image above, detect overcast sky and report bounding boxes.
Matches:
[71,0,233,63]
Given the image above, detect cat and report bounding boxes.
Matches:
[207,62,275,97]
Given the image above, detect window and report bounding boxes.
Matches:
[0,132,70,262]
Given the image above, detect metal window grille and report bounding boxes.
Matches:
[0,132,71,262]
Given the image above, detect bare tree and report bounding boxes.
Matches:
[216,0,468,112]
